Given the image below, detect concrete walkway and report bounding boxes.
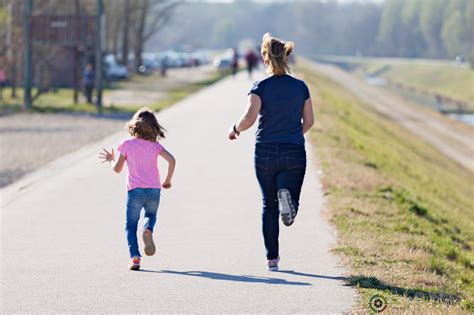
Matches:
[1,71,356,313]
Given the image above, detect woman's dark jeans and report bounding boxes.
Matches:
[255,143,306,260]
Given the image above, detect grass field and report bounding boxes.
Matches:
[313,55,474,107]
[298,62,474,313]
[0,70,227,115]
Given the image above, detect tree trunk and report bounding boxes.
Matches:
[11,59,16,98]
[134,0,148,73]
[121,0,129,65]
[134,42,143,74]
[112,16,122,58]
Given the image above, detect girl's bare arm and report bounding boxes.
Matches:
[159,149,176,189]
[99,148,126,173]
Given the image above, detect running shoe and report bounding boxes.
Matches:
[143,229,156,256]
[278,188,297,226]
[267,256,280,271]
[128,256,141,270]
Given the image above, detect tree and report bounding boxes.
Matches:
[130,0,180,73]
[376,0,405,56]
[441,0,471,57]
[420,0,445,57]
[121,0,129,65]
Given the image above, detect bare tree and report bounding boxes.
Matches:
[121,0,130,65]
[131,0,180,73]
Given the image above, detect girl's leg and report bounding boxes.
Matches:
[126,189,145,258]
[143,189,161,232]
[142,189,161,256]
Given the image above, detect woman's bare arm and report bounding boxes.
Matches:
[229,94,261,140]
[302,97,314,134]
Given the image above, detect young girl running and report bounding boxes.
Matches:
[99,107,176,270]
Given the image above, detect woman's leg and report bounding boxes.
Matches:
[125,189,144,258]
[255,147,279,260]
[277,147,307,214]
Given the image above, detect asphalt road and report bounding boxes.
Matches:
[1,71,356,313]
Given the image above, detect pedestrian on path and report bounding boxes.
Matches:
[83,63,95,104]
[245,48,258,79]
[231,48,239,76]
[228,33,314,271]
[99,107,176,270]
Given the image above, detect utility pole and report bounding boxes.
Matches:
[73,0,80,104]
[23,0,33,108]
[6,2,16,98]
[95,0,104,114]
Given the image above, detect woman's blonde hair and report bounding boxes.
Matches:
[260,33,294,76]
[125,107,166,142]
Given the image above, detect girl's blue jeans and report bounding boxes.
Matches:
[125,188,161,258]
[255,143,307,260]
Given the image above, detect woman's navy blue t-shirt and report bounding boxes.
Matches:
[249,74,310,145]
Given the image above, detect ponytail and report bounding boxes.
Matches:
[261,33,293,76]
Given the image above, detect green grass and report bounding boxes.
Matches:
[0,70,228,115]
[0,88,136,115]
[313,55,474,107]
[377,63,473,106]
[298,61,474,313]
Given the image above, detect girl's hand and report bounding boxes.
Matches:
[99,148,115,163]
[162,181,172,189]
[228,128,239,140]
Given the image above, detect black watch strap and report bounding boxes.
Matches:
[233,124,240,134]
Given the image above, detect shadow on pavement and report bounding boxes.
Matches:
[277,270,348,281]
[347,275,461,303]
[138,269,311,286]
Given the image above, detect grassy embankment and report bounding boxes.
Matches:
[313,55,474,108]
[0,70,227,114]
[298,62,473,313]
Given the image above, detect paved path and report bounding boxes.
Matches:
[1,71,356,313]
[310,62,474,172]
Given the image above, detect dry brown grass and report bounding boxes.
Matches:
[298,63,474,314]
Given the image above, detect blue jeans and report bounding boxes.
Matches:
[126,188,161,258]
[255,143,307,260]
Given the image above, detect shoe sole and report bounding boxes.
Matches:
[143,230,156,256]
[278,189,296,226]
[268,266,279,271]
[129,264,140,271]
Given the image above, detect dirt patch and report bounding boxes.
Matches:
[0,113,126,187]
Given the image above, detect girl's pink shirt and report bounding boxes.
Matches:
[117,138,164,191]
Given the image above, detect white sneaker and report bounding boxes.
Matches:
[267,256,280,271]
[278,189,296,226]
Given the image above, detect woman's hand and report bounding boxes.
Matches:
[162,181,172,189]
[99,148,115,163]
[228,127,239,140]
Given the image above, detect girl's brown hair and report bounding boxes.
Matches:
[261,33,294,76]
[125,107,166,142]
